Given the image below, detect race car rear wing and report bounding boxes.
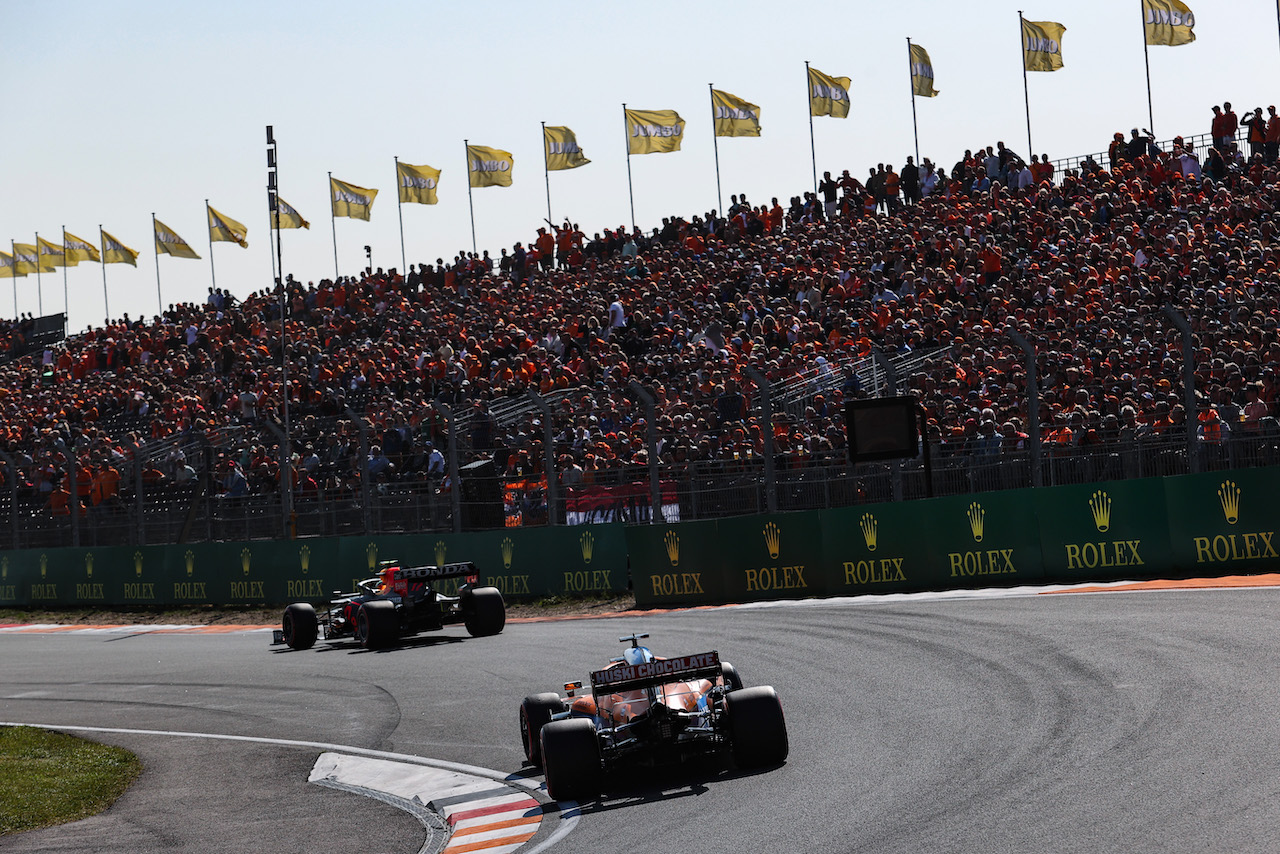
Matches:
[589,651,722,695]
[393,561,478,581]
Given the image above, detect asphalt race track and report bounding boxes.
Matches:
[3,586,1280,853]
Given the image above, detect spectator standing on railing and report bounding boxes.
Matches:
[1243,107,1267,159]
[1265,106,1280,164]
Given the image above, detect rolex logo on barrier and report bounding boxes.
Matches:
[287,545,323,600]
[32,554,56,600]
[664,531,680,566]
[580,531,595,564]
[435,540,447,567]
[1089,491,1112,533]
[185,549,195,576]
[299,545,311,574]
[747,522,807,593]
[77,551,104,601]
[366,542,378,571]
[85,553,94,578]
[241,547,252,576]
[134,551,144,577]
[501,537,514,570]
[860,513,878,551]
[1218,480,1240,525]
[949,503,1017,578]
[968,503,985,543]
[125,549,155,601]
[763,522,781,560]
[1194,480,1276,564]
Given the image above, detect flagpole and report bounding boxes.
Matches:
[709,85,724,214]
[464,140,478,254]
[151,213,163,313]
[61,226,69,334]
[33,233,43,316]
[1140,0,1156,135]
[328,171,340,279]
[1019,12,1035,158]
[622,105,636,228]
[205,200,217,292]
[906,40,921,166]
[9,240,16,319]
[394,157,408,275]
[541,123,554,225]
[805,62,818,197]
[267,195,278,286]
[99,227,110,322]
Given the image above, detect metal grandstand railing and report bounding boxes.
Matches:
[1048,128,1247,177]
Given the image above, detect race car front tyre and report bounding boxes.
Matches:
[520,693,566,766]
[282,603,318,650]
[540,718,601,802]
[720,662,744,691]
[355,600,397,649]
[725,686,789,768]
[462,586,506,637]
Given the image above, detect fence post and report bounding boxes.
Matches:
[0,448,19,549]
[1008,330,1042,488]
[130,442,144,546]
[263,420,293,537]
[746,366,776,514]
[628,381,661,523]
[344,406,373,534]
[436,401,462,534]
[1162,304,1199,474]
[528,390,558,525]
[68,445,80,547]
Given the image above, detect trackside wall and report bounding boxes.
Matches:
[0,468,1275,610]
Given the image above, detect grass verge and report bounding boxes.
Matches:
[0,726,141,836]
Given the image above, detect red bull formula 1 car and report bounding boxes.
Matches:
[519,633,788,801]
[275,560,505,650]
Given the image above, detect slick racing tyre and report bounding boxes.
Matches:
[725,686,789,768]
[282,603,318,650]
[354,600,397,650]
[540,718,601,802]
[520,693,566,766]
[462,586,506,637]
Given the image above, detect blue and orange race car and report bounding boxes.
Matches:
[275,560,505,650]
[519,633,788,801]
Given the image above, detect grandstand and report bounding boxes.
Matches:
[1,123,1276,549]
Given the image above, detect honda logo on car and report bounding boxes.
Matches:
[591,652,719,688]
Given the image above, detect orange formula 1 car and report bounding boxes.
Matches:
[519,633,788,801]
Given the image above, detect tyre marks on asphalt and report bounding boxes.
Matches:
[311,753,542,854]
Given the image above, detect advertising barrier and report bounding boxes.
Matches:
[2,468,1277,610]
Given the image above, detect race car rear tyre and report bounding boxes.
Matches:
[282,603,318,650]
[720,662,744,691]
[520,693,566,766]
[725,686,789,769]
[462,586,506,637]
[540,718,601,802]
[355,600,397,650]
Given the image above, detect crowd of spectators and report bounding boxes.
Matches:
[1,112,1277,514]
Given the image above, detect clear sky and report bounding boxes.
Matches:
[3,0,1276,334]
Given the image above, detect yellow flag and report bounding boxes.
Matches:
[153,219,201,259]
[330,177,379,220]
[808,66,851,118]
[63,230,101,266]
[711,90,761,137]
[467,145,515,187]
[397,160,441,204]
[1023,20,1067,71]
[909,45,939,97]
[37,236,66,268]
[12,243,52,274]
[208,205,248,248]
[625,109,685,155]
[0,250,22,278]
[101,230,138,266]
[1144,0,1195,46]
[272,196,310,230]
[544,127,591,170]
